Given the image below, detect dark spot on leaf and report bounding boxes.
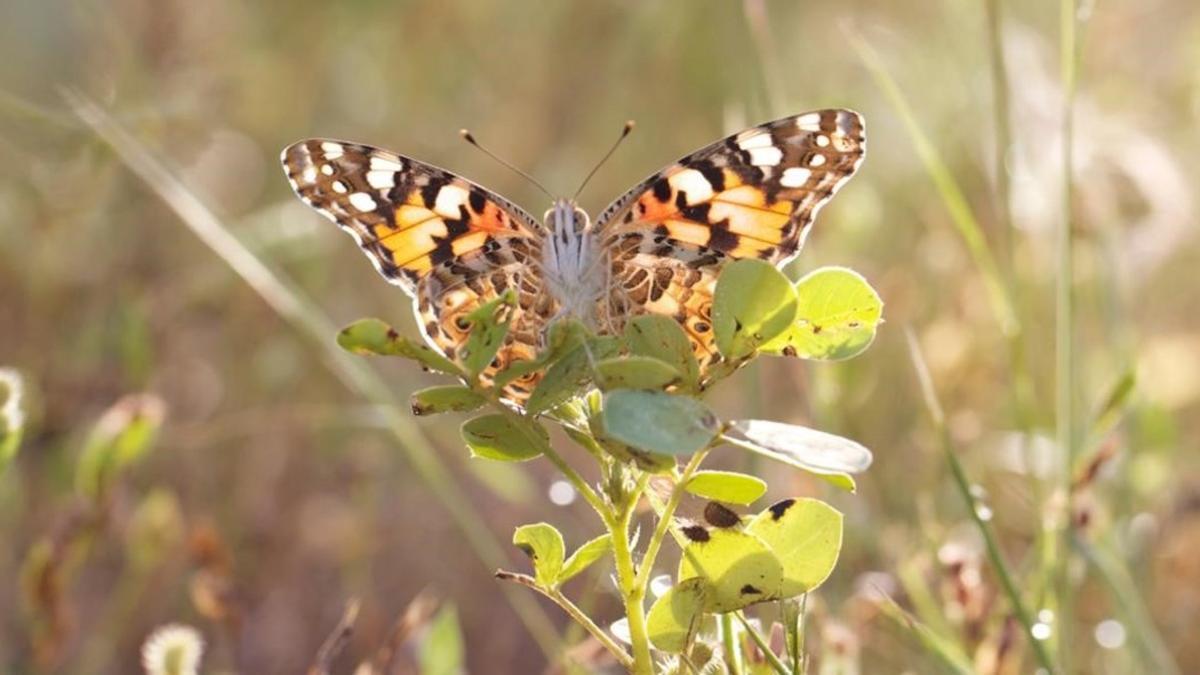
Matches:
[704,502,741,528]
[740,584,762,595]
[848,321,860,328]
[782,346,797,357]
[682,524,710,543]
[386,328,400,340]
[812,325,822,334]
[769,499,796,521]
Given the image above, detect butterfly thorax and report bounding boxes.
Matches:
[542,198,606,326]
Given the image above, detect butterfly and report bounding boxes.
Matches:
[282,110,866,404]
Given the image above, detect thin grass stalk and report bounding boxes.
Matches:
[64,91,562,659]
[1055,0,1079,667]
[848,33,1018,337]
[905,329,1057,673]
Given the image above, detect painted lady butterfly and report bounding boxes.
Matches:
[282,110,866,403]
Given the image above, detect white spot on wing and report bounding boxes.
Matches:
[815,134,830,147]
[737,132,773,150]
[370,156,403,171]
[301,166,317,183]
[747,146,783,166]
[670,169,715,204]
[434,184,469,218]
[320,142,345,159]
[366,170,395,189]
[320,164,334,176]
[780,167,812,188]
[795,113,822,130]
[349,192,378,211]
[331,180,348,194]
[809,154,827,167]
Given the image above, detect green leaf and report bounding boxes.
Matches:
[461,290,516,378]
[525,336,620,414]
[409,385,487,416]
[76,394,166,500]
[624,315,701,391]
[747,498,843,597]
[336,318,462,376]
[461,414,547,462]
[513,522,566,588]
[494,318,588,390]
[0,368,25,475]
[713,259,798,361]
[601,390,719,456]
[559,534,611,584]
[647,577,708,653]
[595,355,681,391]
[685,471,768,505]
[419,603,465,675]
[725,419,871,492]
[1091,367,1137,439]
[677,526,784,613]
[763,266,883,361]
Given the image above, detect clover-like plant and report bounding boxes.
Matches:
[337,259,882,674]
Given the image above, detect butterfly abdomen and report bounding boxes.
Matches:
[542,199,606,326]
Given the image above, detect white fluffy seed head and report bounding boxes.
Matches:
[141,624,204,675]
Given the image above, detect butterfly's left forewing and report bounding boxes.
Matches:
[595,110,866,375]
[282,140,555,401]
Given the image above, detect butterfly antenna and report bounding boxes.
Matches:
[460,129,556,201]
[572,120,635,202]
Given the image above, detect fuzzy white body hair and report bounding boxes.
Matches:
[542,199,606,325]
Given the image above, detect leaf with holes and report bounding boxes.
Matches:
[337,318,462,376]
[461,290,517,378]
[763,266,882,361]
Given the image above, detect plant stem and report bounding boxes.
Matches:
[722,612,746,675]
[609,492,655,675]
[735,612,791,675]
[636,451,709,589]
[1056,0,1080,668]
[905,330,1057,673]
[496,571,635,671]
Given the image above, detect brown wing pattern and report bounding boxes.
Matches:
[281,140,555,400]
[594,110,867,375]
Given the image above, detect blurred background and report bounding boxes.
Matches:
[1,0,1198,673]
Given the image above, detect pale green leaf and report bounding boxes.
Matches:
[460,414,547,462]
[647,577,708,653]
[336,318,462,376]
[419,603,465,675]
[513,522,565,587]
[461,290,516,378]
[713,259,798,361]
[601,390,719,456]
[410,385,487,416]
[526,336,620,414]
[677,526,783,613]
[763,266,882,361]
[684,471,768,505]
[595,356,681,391]
[559,534,611,584]
[725,419,871,492]
[624,315,701,391]
[747,498,843,597]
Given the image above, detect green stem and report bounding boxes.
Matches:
[609,486,655,675]
[905,331,1057,673]
[734,612,790,675]
[1056,0,1079,668]
[636,451,709,589]
[496,571,635,671]
[722,612,745,675]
